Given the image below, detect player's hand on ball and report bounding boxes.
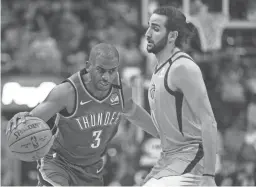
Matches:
[6,115,53,162]
[6,112,30,135]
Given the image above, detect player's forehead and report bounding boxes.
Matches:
[94,56,119,69]
[149,14,167,27]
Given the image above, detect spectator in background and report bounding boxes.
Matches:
[1,24,23,73]
[247,96,256,129]
[1,22,38,74]
[25,30,62,74]
[1,24,20,58]
[1,1,13,26]
[215,130,224,185]
[118,35,145,77]
[220,56,246,129]
[246,93,256,152]
[247,0,256,21]
[220,108,255,185]
[49,6,88,75]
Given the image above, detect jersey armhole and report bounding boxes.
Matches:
[59,79,78,118]
[165,54,195,95]
[164,59,186,136]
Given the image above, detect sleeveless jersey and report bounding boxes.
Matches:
[148,51,202,153]
[52,69,125,166]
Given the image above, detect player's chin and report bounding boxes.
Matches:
[97,83,111,91]
[146,45,154,53]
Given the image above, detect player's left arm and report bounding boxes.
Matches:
[121,81,159,138]
[173,61,217,176]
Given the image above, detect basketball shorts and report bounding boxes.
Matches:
[37,150,104,186]
[143,143,204,185]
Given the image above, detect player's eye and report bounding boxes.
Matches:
[109,68,116,74]
[153,27,159,32]
[97,67,105,74]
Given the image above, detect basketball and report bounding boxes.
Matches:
[7,116,53,162]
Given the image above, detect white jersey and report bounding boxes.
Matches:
[148,51,202,153]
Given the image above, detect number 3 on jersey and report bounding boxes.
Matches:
[91,130,102,148]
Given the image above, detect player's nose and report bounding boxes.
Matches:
[145,28,152,38]
[102,72,110,82]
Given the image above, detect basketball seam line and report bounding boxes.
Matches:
[9,129,51,147]
[11,137,53,154]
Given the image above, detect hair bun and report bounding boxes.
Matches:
[186,22,196,33]
[183,22,196,43]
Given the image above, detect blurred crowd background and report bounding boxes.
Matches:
[1,0,256,186]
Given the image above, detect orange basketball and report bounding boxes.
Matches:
[7,116,53,162]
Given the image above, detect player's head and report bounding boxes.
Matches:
[145,6,195,54]
[86,43,119,91]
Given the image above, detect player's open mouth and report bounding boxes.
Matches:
[100,82,109,86]
[147,42,154,47]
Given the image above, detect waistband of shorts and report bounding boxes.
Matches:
[51,140,104,167]
[45,151,104,179]
[48,149,103,168]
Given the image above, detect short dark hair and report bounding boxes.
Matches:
[89,43,119,63]
[153,6,195,48]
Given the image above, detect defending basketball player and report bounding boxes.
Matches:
[144,6,217,186]
[6,43,198,186]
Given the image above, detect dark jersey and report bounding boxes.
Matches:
[52,69,125,166]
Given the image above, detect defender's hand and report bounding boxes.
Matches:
[174,173,202,186]
[6,112,30,135]
[162,173,202,186]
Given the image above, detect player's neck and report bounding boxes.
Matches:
[155,46,180,65]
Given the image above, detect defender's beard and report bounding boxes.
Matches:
[147,33,168,54]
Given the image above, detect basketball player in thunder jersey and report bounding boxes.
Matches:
[143,6,218,187]
[6,43,164,186]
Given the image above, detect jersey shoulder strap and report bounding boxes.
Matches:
[164,51,195,96]
[58,70,83,118]
[112,72,125,110]
[170,52,195,65]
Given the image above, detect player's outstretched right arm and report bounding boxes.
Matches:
[121,80,159,138]
[6,82,75,134]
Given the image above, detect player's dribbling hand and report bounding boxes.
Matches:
[200,176,217,186]
[6,112,30,135]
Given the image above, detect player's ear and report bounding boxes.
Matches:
[168,31,178,43]
[85,61,92,71]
